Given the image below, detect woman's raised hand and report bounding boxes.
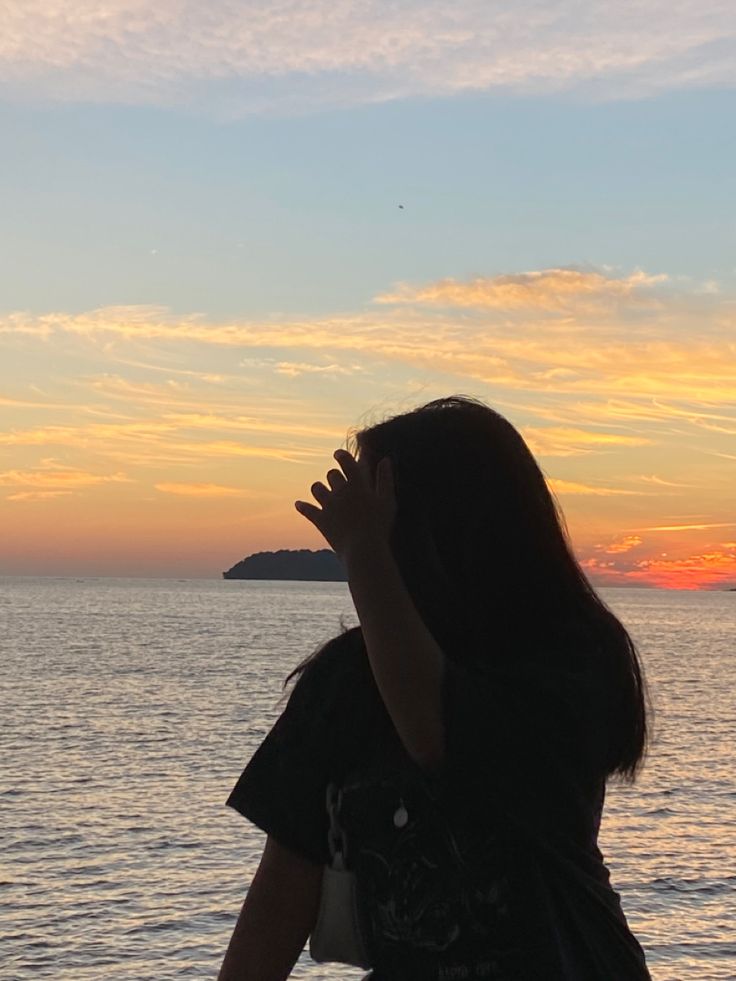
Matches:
[294,448,397,563]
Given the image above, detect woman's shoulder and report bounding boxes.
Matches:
[301,624,365,676]
[287,625,373,708]
[285,627,388,774]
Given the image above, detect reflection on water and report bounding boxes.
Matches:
[1,579,734,980]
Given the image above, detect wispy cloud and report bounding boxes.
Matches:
[0,466,131,502]
[273,361,366,377]
[632,548,736,590]
[154,482,252,497]
[580,544,736,589]
[376,268,668,312]
[640,522,736,532]
[4,268,733,419]
[6,490,73,502]
[3,264,735,585]
[637,475,700,488]
[522,426,653,458]
[240,357,368,378]
[0,422,323,465]
[2,1,735,114]
[547,479,648,497]
[0,468,130,489]
[600,535,643,554]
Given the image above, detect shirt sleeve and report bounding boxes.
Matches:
[225,649,345,866]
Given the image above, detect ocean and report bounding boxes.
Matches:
[1,578,734,980]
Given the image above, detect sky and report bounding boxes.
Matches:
[1,1,735,588]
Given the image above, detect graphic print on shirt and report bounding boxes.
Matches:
[338,765,526,980]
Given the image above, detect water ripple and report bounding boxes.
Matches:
[2,578,734,980]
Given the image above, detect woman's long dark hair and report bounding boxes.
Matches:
[285,395,652,784]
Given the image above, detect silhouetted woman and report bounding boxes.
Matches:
[219,395,653,980]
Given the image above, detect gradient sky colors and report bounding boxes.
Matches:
[1,1,735,587]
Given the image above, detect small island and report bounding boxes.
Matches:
[223,548,347,582]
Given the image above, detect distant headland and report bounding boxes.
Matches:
[223,548,347,581]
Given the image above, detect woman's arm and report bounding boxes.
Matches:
[344,537,447,775]
[218,835,322,981]
[295,448,447,777]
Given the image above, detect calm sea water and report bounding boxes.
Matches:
[1,578,734,980]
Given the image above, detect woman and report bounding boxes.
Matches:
[219,395,653,980]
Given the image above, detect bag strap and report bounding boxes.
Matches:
[325,781,348,868]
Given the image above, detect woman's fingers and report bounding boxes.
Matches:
[296,448,395,552]
[333,448,362,483]
[310,481,330,504]
[326,468,346,491]
[297,449,372,521]
[294,499,324,529]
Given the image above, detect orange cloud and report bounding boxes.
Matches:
[2,266,734,580]
[376,268,667,311]
[633,549,736,590]
[512,397,736,430]
[0,468,130,490]
[637,475,698,488]
[548,479,647,497]
[581,543,736,589]
[154,482,252,497]
[158,412,343,440]
[273,361,366,377]
[4,270,734,414]
[522,426,653,457]
[601,535,643,553]
[0,422,322,465]
[6,490,73,502]
[642,522,736,532]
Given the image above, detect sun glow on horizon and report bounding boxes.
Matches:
[2,268,734,588]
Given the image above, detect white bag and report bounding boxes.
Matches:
[309,782,372,969]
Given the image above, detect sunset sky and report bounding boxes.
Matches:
[1,2,735,587]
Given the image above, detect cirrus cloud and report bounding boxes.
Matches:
[376,268,669,312]
[2,1,736,115]
[3,267,734,418]
[0,466,131,502]
[0,467,130,489]
[2,263,734,585]
[546,479,648,497]
[154,482,252,497]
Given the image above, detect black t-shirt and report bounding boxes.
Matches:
[226,628,652,981]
